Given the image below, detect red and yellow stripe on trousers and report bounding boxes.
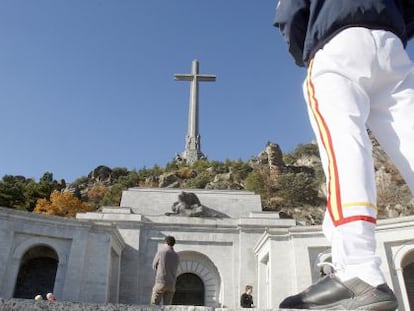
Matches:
[305,60,376,227]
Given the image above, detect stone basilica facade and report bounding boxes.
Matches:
[0,187,414,310]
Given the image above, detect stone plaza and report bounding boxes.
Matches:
[0,187,414,310]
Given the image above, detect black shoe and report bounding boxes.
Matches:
[279,275,398,310]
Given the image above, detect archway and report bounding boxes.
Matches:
[392,243,414,311]
[173,273,204,305]
[403,261,414,310]
[175,251,222,307]
[13,245,58,299]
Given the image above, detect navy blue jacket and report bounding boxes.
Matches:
[274,0,414,67]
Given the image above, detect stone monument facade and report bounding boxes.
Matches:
[175,59,216,164]
[1,188,414,310]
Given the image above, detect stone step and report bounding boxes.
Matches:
[0,299,371,311]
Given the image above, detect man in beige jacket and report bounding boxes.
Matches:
[151,235,180,305]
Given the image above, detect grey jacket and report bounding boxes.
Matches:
[152,245,179,286]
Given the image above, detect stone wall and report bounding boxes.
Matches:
[119,188,262,218]
[0,207,125,303]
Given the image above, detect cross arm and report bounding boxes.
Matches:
[174,74,194,81]
[197,75,216,82]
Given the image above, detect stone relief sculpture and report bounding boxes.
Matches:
[166,191,228,218]
[167,191,205,217]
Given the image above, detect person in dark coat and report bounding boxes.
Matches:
[240,285,254,308]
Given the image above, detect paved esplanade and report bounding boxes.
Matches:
[175,59,216,164]
[0,299,344,310]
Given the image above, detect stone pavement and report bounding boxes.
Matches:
[2,299,210,311]
[0,298,369,311]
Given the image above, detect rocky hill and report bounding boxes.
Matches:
[66,136,414,225]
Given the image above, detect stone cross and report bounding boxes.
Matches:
[174,59,216,164]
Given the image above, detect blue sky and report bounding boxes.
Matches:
[1,1,414,183]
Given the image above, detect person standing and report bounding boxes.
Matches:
[46,292,56,302]
[34,294,43,301]
[240,285,254,308]
[274,0,414,309]
[151,235,180,305]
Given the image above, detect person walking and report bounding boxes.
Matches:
[274,0,414,309]
[151,235,180,305]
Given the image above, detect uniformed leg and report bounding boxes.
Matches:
[279,27,398,310]
[368,31,414,194]
[304,27,386,286]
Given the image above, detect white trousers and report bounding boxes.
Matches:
[303,27,414,286]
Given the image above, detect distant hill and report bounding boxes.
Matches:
[65,137,414,225]
[1,137,412,225]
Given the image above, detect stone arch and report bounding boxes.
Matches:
[176,251,221,307]
[393,243,414,311]
[398,247,414,311]
[403,261,414,311]
[12,237,68,265]
[1,236,70,299]
[13,244,59,299]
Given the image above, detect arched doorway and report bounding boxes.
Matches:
[403,262,414,310]
[175,251,221,307]
[173,273,205,305]
[13,245,58,299]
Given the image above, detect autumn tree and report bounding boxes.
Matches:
[87,185,108,208]
[29,172,64,211]
[34,191,94,217]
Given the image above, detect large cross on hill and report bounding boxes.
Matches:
[174,59,216,164]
